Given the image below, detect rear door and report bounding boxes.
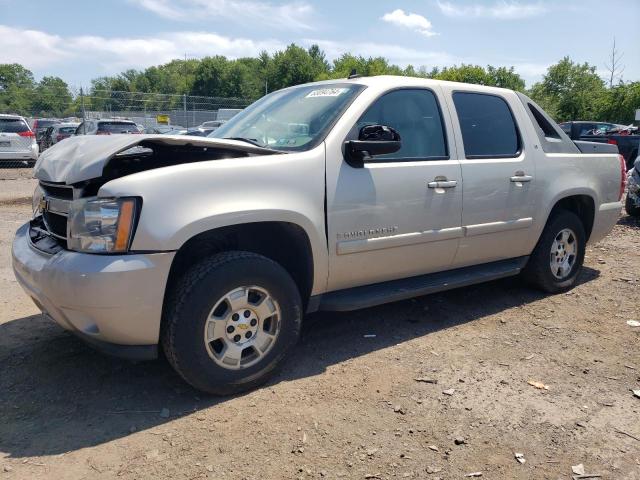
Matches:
[326,87,463,291]
[442,89,538,267]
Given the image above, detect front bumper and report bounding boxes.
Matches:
[12,222,175,360]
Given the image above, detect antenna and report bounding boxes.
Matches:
[348,69,363,79]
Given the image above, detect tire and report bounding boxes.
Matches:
[522,210,586,293]
[162,251,303,395]
[625,195,640,217]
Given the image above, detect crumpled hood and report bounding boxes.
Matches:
[34,134,274,184]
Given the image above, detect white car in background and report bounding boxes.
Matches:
[0,114,39,165]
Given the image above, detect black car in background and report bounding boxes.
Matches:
[559,121,639,169]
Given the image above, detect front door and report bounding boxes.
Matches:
[326,87,463,292]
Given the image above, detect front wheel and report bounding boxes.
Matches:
[522,210,586,293]
[162,251,302,395]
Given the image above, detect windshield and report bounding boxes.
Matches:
[209,83,365,151]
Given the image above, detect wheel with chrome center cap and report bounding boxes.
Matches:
[205,286,281,370]
[549,228,577,280]
[522,209,585,293]
[162,251,302,395]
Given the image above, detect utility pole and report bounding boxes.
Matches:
[183,94,187,127]
[80,87,86,134]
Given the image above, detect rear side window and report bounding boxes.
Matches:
[528,103,560,139]
[453,92,520,158]
[58,127,77,134]
[355,88,448,161]
[0,118,30,133]
[98,122,138,133]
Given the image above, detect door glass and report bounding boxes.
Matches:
[355,89,448,160]
[453,92,520,158]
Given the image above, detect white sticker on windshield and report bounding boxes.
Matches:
[306,88,348,98]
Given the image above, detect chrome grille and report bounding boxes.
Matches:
[39,181,73,241]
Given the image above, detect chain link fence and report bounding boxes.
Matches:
[1,88,252,172]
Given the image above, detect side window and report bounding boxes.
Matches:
[578,123,597,136]
[453,92,520,158]
[354,89,448,160]
[559,123,572,136]
[527,103,560,140]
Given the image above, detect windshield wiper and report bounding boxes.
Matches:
[223,137,267,148]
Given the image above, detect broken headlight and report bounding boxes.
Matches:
[67,197,138,253]
[32,184,44,218]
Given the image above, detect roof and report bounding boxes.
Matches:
[0,113,25,120]
[92,118,137,123]
[288,74,517,95]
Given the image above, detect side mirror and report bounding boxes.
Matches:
[344,125,401,167]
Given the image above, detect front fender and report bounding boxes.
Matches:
[99,146,328,293]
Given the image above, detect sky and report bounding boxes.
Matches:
[1,0,638,88]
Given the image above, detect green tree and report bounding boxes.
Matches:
[32,76,72,117]
[267,44,319,91]
[0,63,36,115]
[192,56,229,96]
[597,81,640,124]
[528,57,606,122]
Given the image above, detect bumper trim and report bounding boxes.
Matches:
[71,324,158,360]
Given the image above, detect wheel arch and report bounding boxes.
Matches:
[162,221,317,323]
[545,193,596,241]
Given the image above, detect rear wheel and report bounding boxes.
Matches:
[162,251,302,395]
[522,210,586,293]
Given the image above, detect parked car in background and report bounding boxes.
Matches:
[626,155,640,217]
[75,119,141,135]
[145,125,187,134]
[182,126,216,137]
[32,118,60,148]
[216,108,243,122]
[13,76,624,395]
[0,114,39,165]
[41,122,80,150]
[200,120,225,130]
[560,120,639,169]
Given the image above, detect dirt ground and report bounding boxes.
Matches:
[0,169,639,480]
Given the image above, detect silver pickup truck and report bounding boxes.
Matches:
[12,76,625,394]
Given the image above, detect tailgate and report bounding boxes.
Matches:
[0,133,32,152]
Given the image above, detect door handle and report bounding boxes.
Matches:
[428,180,457,189]
[510,174,533,183]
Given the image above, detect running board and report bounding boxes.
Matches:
[311,256,529,312]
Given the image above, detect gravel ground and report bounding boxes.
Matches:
[0,170,639,480]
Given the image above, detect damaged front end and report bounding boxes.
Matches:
[30,135,280,254]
